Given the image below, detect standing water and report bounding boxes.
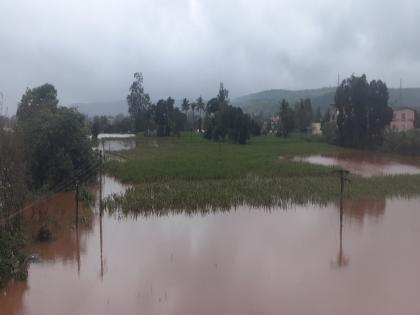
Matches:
[292,151,420,177]
[1,174,420,315]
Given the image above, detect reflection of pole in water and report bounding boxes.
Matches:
[335,195,349,268]
[100,204,104,280]
[75,182,81,276]
[332,169,350,269]
[99,150,104,280]
[76,219,81,276]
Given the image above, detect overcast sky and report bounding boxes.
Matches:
[1,0,420,114]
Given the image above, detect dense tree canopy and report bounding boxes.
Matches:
[294,98,313,132]
[335,74,393,148]
[154,97,186,136]
[15,83,96,191]
[203,84,259,144]
[16,83,58,121]
[277,99,295,137]
[127,72,152,132]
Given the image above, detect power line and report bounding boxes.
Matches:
[1,159,101,227]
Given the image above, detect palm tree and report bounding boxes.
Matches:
[196,96,205,132]
[191,102,197,132]
[181,98,190,113]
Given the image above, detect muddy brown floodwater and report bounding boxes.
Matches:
[292,151,420,177]
[1,176,420,315]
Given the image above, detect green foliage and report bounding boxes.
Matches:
[19,103,96,191]
[382,129,420,155]
[0,130,27,288]
[203,84,259,144]
[181,98,190,113]
[104,133,420,213]
[335,74,393,148]
[105,134,338,183]
[294,98,313,132]
[105,174,420,214]
[16,83,59,121]
[154,97,187,136]
[277,99,295,137]
[127,72,152,132]
[0,130,26,218]
[0,224,27,288]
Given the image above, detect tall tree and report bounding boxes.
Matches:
[335,74,393,148]
[278,99,295,137]
[294,98,313,132]
[181,98,190,113]
[196,96,205,132]
[203,84,258,144]
[16,83,58,121]
[190,102,197,132]
[217,83,229,106]
[127,72,151,132]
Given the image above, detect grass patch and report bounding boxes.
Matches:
[104,133,420,213]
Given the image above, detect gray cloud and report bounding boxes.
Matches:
[1,0,420,115]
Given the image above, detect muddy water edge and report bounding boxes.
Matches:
[0,170,420,315]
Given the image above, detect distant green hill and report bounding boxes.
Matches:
[232,87,420,117]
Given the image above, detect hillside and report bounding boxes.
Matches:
[232,87,420,117]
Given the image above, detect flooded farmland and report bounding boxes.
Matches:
[292,151,420,177]
[1,173,420,315]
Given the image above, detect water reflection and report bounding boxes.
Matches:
[293,151,420,177]
[2,176,420,315]
[97,138,136,153]
[340,197,386,224]
[23,191,93,263]
[331,198,349,269]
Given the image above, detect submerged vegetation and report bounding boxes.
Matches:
[104,134,420,214]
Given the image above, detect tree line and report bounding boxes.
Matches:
[126,73,260,144]
[269,98,320,137]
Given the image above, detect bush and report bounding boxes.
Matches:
[0,225,27,287]
[382,129,420,155]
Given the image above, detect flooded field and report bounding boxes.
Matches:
[97,137,137,153]
[293,151,420,177]
[1,175,420,315]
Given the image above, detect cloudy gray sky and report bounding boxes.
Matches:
[1,0,420,114]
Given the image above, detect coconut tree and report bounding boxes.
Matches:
[196,96,205,132]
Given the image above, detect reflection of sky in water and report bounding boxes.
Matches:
[2,175,420,315]
[294,154,420,177]
[98,139,136,152]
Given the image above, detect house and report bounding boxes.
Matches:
[311,123,322,135]
[390,108,416,131]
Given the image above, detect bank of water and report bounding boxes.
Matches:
[1,171,420,315]
[292,151,420,177]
